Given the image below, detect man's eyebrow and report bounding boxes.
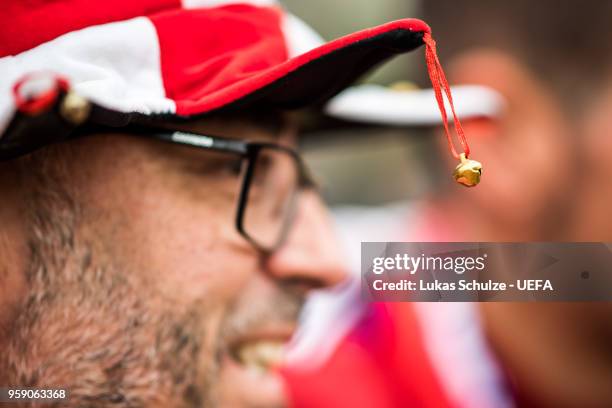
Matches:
[204,111,287,137]
[181,119,286,143]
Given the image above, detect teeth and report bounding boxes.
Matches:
[236,341,286,373]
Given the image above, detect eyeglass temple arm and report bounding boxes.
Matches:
[147,132,319,191]
[146,130,248,155]
[132,127,319,188]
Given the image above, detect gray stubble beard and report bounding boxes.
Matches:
[1,172,216,408]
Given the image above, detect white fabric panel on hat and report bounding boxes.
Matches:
[282,13,326,58]
[0,16,175,135]
[325,84,505,125]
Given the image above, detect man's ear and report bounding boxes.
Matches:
[460,116,499,140]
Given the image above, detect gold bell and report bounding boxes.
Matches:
[60,91,91,125]
[453,153,482,187]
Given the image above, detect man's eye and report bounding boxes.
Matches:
[190,157,243,176]
[220,158,243,176]
[252,155,272,184]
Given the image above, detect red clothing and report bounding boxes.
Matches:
[281,303,454,408]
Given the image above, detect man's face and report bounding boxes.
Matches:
[1,117,347,407]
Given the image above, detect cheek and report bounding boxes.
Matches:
[92,172,258,308]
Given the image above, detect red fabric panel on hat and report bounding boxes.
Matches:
[0,0,180,57]
[153,7,429,116]
[151,4,288,115]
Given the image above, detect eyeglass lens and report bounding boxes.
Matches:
[241,146,300,250]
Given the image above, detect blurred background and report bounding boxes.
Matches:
[285,0,421,86]
[284,0,612,243]
[280,1,612,407]
[285,0,439,206]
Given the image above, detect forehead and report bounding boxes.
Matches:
[169,111,288,141]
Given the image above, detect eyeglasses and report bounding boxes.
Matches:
[126,126,316,253]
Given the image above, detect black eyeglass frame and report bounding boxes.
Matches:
[126,126,316,253]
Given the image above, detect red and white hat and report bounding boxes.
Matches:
[0,0,502,160]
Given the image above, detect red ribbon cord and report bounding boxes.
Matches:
[423,32,470,159]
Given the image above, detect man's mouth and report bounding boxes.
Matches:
[217,327,296,406]
[228,323,296,373]
[232,339,287,372]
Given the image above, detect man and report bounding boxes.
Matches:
[0,111,346,407]
[0,1,445,406]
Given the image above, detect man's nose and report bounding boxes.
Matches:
[265,192,349,288]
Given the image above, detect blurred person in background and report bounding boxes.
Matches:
[416,0,612,242]
[424,1,612,406]
[285,1,612,407]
